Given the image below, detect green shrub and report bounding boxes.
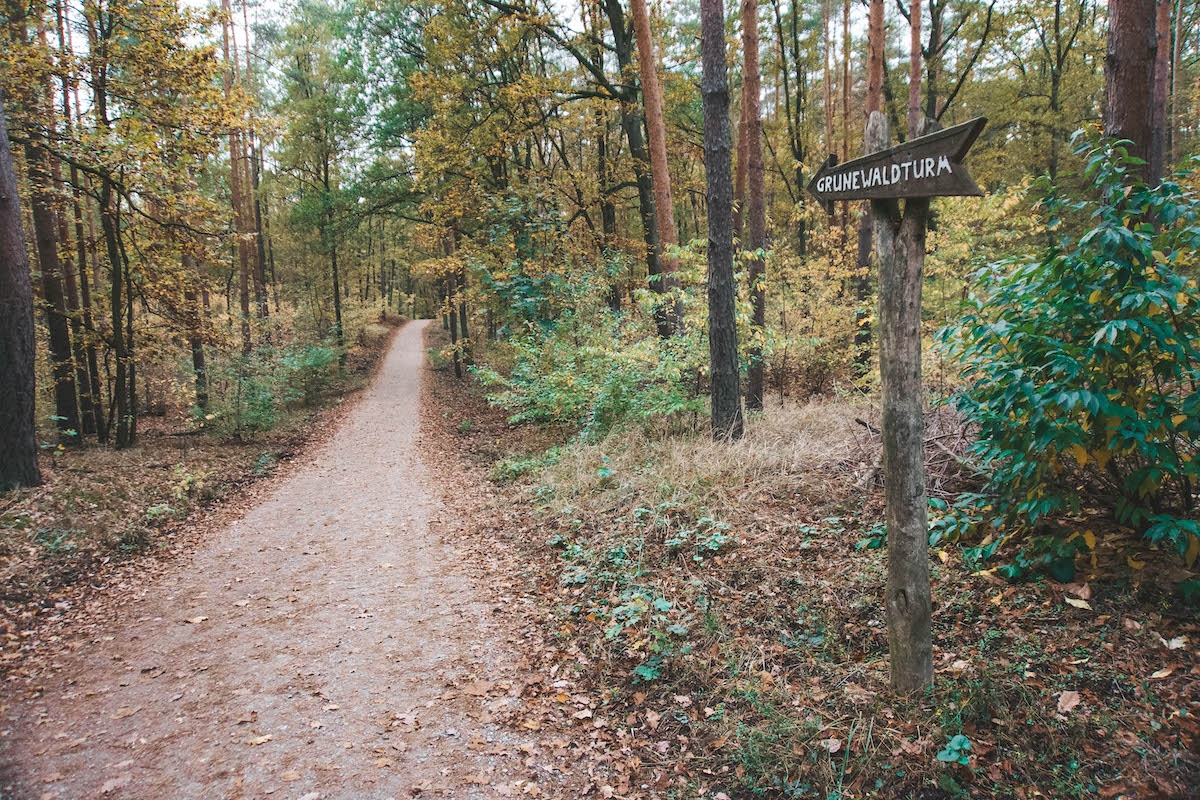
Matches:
[474,308,707,439]
[938,132,1200,571]
[196,340,341,434]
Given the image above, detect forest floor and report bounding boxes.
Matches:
[422,330,1200,800]
[0,321,608,799]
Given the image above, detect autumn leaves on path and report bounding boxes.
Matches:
[0,321,577,799]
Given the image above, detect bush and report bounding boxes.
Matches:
[197,340,342,434]
[473,308,707,440]
[938,132,1200,570]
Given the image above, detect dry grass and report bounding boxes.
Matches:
[547,398,875,517]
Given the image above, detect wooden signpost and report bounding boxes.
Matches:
[806,116,986,214]
[810,112,986,692]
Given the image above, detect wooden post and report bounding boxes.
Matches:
[867,110,933,693]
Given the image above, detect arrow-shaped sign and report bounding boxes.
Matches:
[806,117,986,215]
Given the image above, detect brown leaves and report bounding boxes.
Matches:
[1057,690,1082,714]
[110,706,141,720]
[462,680,494,697]
[99,774,131,794]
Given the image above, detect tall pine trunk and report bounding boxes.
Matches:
[603,0,662,303]
[10,8,80,442]
[742,0,767,411]
[854,0,887,374]
[630,0,681,336]
[222,0,252,357]
[1104,0,1157,182]
[1150,0,1171,185]
[700,0,743,439]
[0,88,41,490]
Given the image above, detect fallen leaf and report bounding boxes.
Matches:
[463,680,493,696]
[465,773,490,785]
[1066,583,1092,600]
[818,738,841,754]
[1057,691,1082,714]
[99,774,131,794]
[1064,597,1092,610]
[1150,666,1176,679]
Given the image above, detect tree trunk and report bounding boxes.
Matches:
[1150,0,1171,185]
[823,0,834,154]
[1170,0,1183,162]
[0,88,42,490]
[444,239,462,379]
[868,110,934,693]
[46,17,96,439]
[1104,0,1157,182]
[458,264,470,365]
[87,18,133,448]
[182,253,209,410]
[908,0,923,134]
[733,75,750,239]
[10,9,80,443]
[630,0,681,335]
[701,0,744,440]
[249,137,271,330]
[603,0,663,308]
[222,0,252,357]
[742,0,767,411]
[855,0,887,374]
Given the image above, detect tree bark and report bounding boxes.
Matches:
[868,110,934,693]
[855,0,887,374]
[630,0,681,335]
[1170,0,1182,162]
[701,0,744,440]
[0,88,42,490]
[603,0,663,308]
[182,253,209,410]
[1150,0,1171,185]
[907,0,923,134]
[742,0,767,411]
[222,0,252,356]
[10,8,80,443]
[733,74,750,239]
[1104,0,1157,182]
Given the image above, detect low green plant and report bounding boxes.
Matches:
[936,734,973,766]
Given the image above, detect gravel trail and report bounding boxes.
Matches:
[0,320,549,800]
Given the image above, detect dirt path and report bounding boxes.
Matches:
[0,321,565,800]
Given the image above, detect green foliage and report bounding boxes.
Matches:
[197,341,341,434]
[475,304,707,439]
[936,734,973,766]
[939,133,1200,568]
[489,447,562,484]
